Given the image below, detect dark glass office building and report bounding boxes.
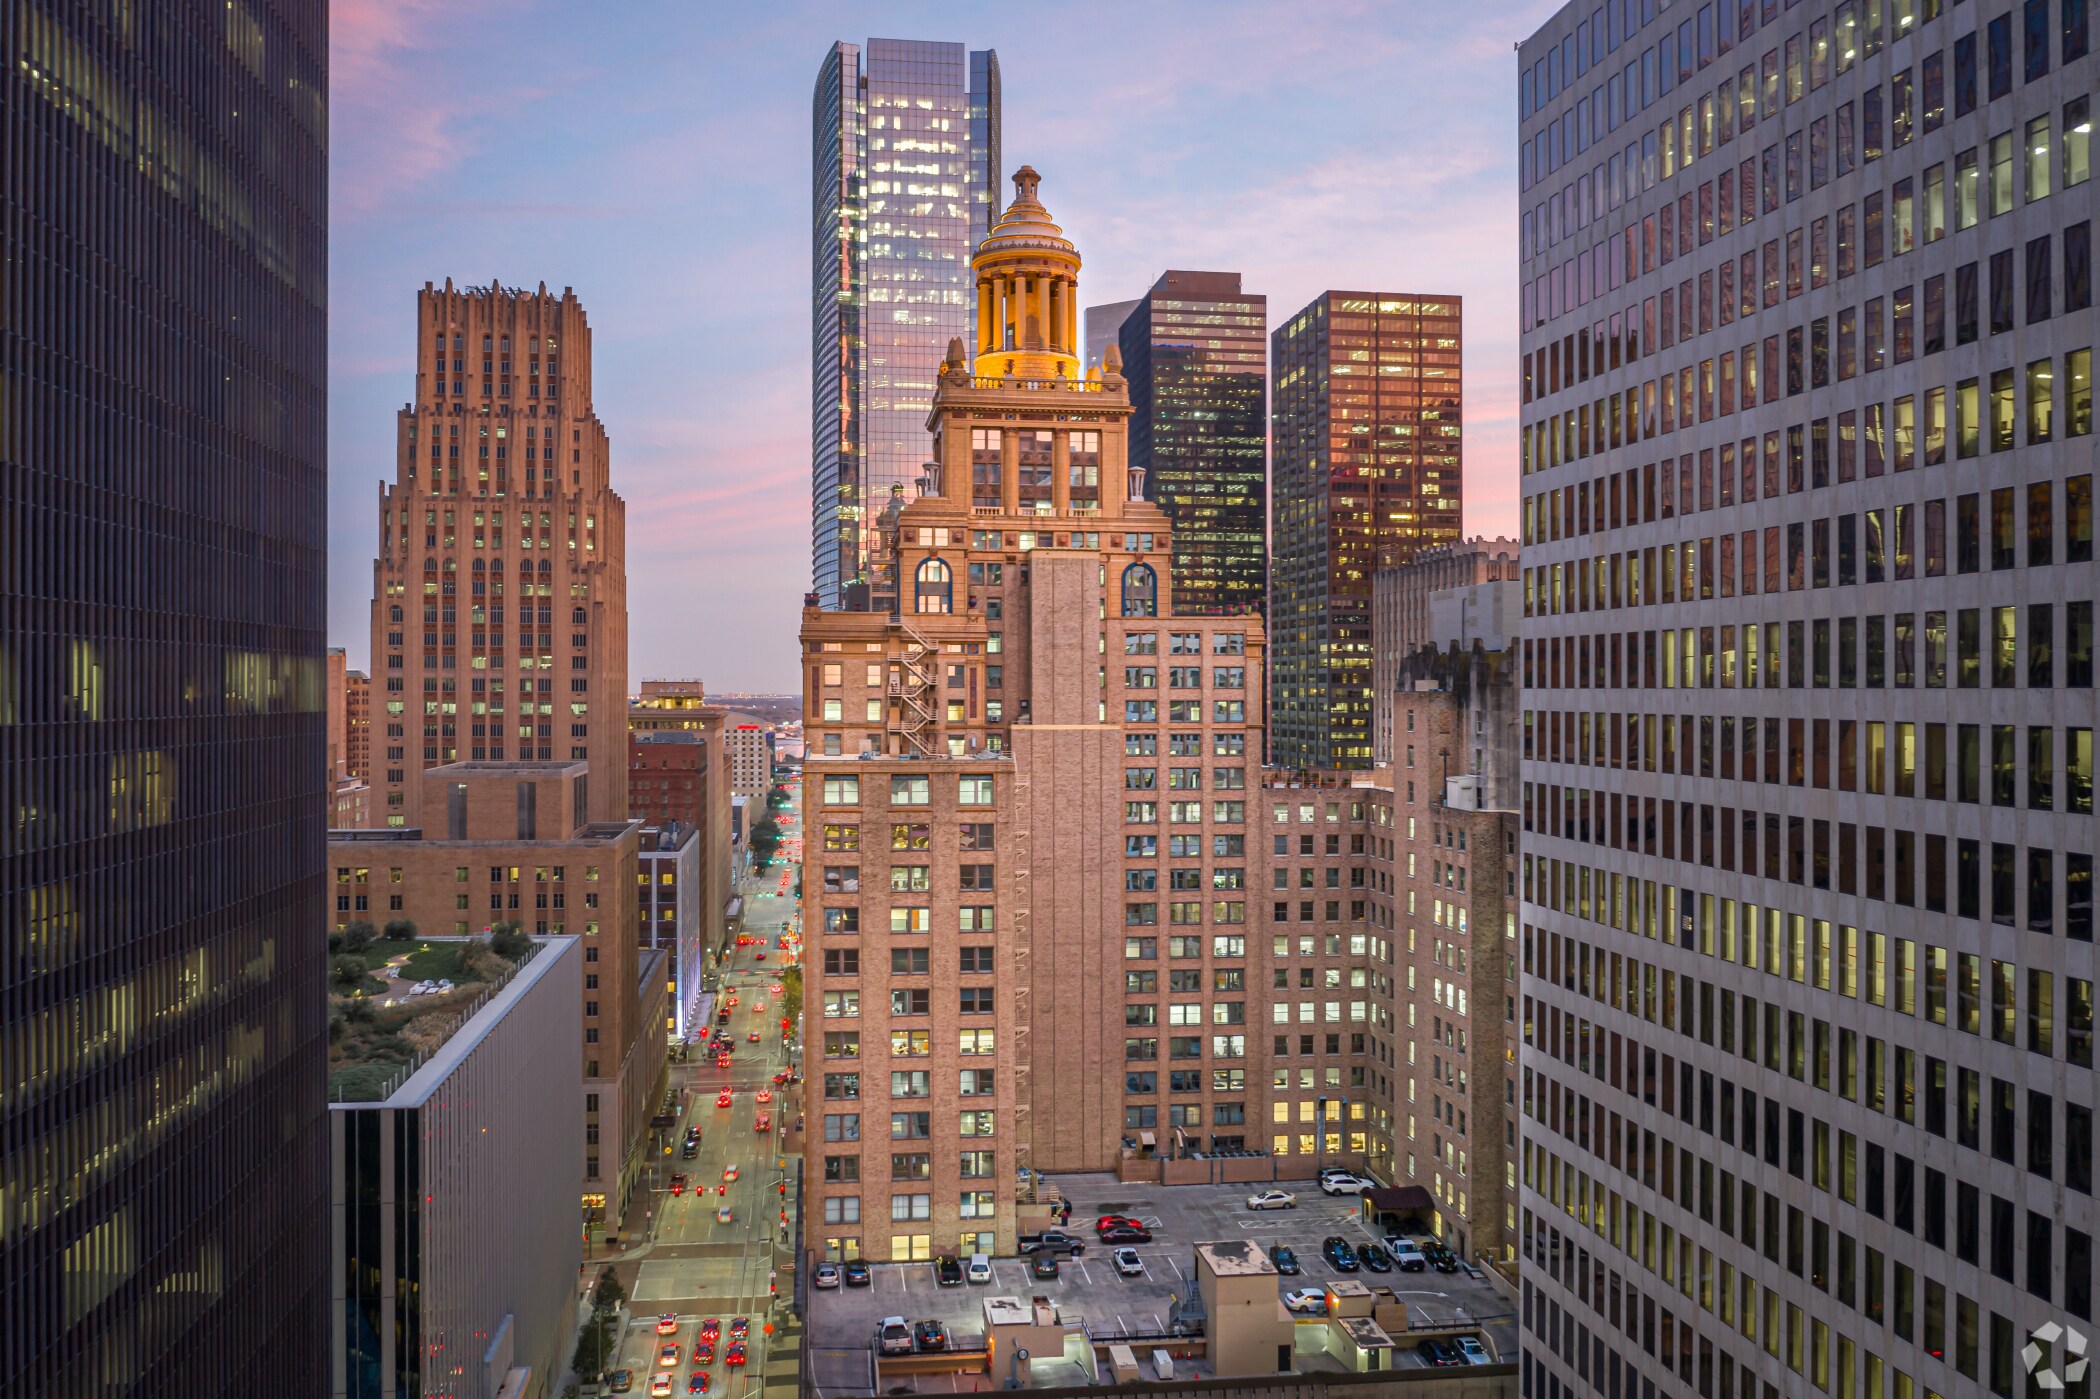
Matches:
[812,38,1000,609]
[1270,293,1464,770]
[1117,270,1269,616]
[0,3,331,1393]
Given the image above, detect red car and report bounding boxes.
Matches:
[687,1374,710,1395]
[716,1090,733,1108]
[755,952,767,961]
[730,1318,751,1340]
[725,1343,748,1367]
[754,1112,773,1132]
[669,1175,688,1196]
[693,1341,714,1366]
[699,1319,720,1342]
[1095,1214,1143,1234]
[747,1031,761,1042]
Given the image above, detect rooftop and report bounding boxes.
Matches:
[430,759,587,775]
[1195,1240,1277,1278]
[328,934,555,1103]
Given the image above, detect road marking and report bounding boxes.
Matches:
[1166,1256,1183,1279]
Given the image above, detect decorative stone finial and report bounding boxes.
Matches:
[946,336,967,369]
[1103,342,1123,375]
[1012,165,1041,202]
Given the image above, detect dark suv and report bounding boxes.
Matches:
[934,1256,963,1287]
[1268,1244,1301,1275]
[1320,1236,1360,1272]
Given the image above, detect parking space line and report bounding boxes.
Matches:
[1166,1256,1183,1279]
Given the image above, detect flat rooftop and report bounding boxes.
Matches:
[1194,1240,1277,1278]
[430,759,586,775]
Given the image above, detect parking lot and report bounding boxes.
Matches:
[805,1171,1516,1369]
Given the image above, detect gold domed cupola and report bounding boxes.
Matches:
[972,166,1083,381]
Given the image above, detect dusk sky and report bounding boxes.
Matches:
[330,0,1555,692]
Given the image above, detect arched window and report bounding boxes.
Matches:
[915,558,953,615]
[1121,562,1157,618]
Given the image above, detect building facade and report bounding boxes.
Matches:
[1119,271,1271,617]
[332,938,582,1399]
[1271,293,1466,771]
[366,282,630,829]
[721,717,776,800]
[0,3,333,1392]
[799,168,1271,1262]
[637,822,704,1038]
[630,683,737,967]
[813,38,1002,610]
[1516,5,2095,1397]
[328,762,665,1226]
[1371,539,1522,764]
[630,729,712,832]
[1084,298,1141,374]
[330,649,375,827]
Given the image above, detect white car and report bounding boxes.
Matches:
[813,1263,840,1289]
[876,1316,913,1356]
[1388,1237,1428,1271]
[1282,1288,1328,1313]
[1246,1189,1297,1211]
[1320,1173,1374,1195]
[1457,1336,1491,1364]
[1112,1247,1144,1276]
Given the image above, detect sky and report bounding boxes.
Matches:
[329,0,1558,692]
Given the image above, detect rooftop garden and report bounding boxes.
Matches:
[328,923,535,1101]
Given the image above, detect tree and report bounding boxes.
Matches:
[750,815,783,867]
[329,956,365,993]
[570,1313,616,1378]
[489,925,531,960]
[590,1265,626,1314]
[343,923,375,955]
[383,918,418,941]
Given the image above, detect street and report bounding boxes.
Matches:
[601,783,803,1397]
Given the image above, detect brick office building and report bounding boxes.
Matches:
[799,168,1270,1263]
[366,281,630,829]
[631,681,737,966]
[328,760,665,1224]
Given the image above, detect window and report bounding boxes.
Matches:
[913,558,952,614]
[1121,563,1157,617]
[822,776,859,806]
[890,775,929,806]
[960,987,995,1014]
[958,775,994,805]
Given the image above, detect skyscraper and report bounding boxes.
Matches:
[1271,293,1465,770]
[1119,270,1270,616]
[1515,5,2096,1398]
[798,168,1270,1262]
[366,282,630,828]
[0,2,331,1391]
[813,38,1002,610]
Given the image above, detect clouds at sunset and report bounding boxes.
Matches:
[327,0,1555,689]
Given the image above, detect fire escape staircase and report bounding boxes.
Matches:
[888,622,939,757]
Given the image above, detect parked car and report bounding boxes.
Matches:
[813,1263,840,1290]
[1389,1238,1428,1272]
[1030,1253,1061,1279]
[1268,1244,1301,1275]
[1282,1288,1329,1314]
[966,1253,993,1284]
[1359,1243,1393,1273]
[607,1371,635,1394]
[1415,1338,1463,1368]
[1456,1336,1491,1365]
[1113,1247,1145,1276]
[876,1318,914,1356]
[934,1255,963,1287]
[913,1320,948,1353]
[1424,1240,1460,1273]
[1095,1214,1145,1234]
[1099,1224,1151,1244]
[842,1260,872,1287]
[1245,1189,1297,1211]
[1320,1236,1360,1272]
[1016,1230,1086,1256]
[1320,1173,1374,1195]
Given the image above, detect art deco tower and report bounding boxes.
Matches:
[366,283,630,827]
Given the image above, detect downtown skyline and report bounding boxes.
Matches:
[328,0,1555,689]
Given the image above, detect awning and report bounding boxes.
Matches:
[1363,1185,1436,1212]
[1139,1131,1156,1147]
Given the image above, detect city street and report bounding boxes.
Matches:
[600,783,803,1397]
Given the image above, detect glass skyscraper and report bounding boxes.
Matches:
[1118,270,1270,617]
[0,1,331,1393]
[1270,293,1465,770]
[813,38,1001,609]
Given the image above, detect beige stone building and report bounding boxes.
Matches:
[327,648,373,828]
[799,168,1269,1263]
[366,281,629,830]
[1370,538,1520,765]
[328,760,665,1224]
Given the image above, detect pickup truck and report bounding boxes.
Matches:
[1016,1230,1087,1257]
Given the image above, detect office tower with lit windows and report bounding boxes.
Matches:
[798,169,1270,1264]
[1271,294,1465,771]
[1119,271,1271,616]
[1515,4,2095,1397]
[813,38,1002,611]
[366,281,630,829]
[0,2,331,1392]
